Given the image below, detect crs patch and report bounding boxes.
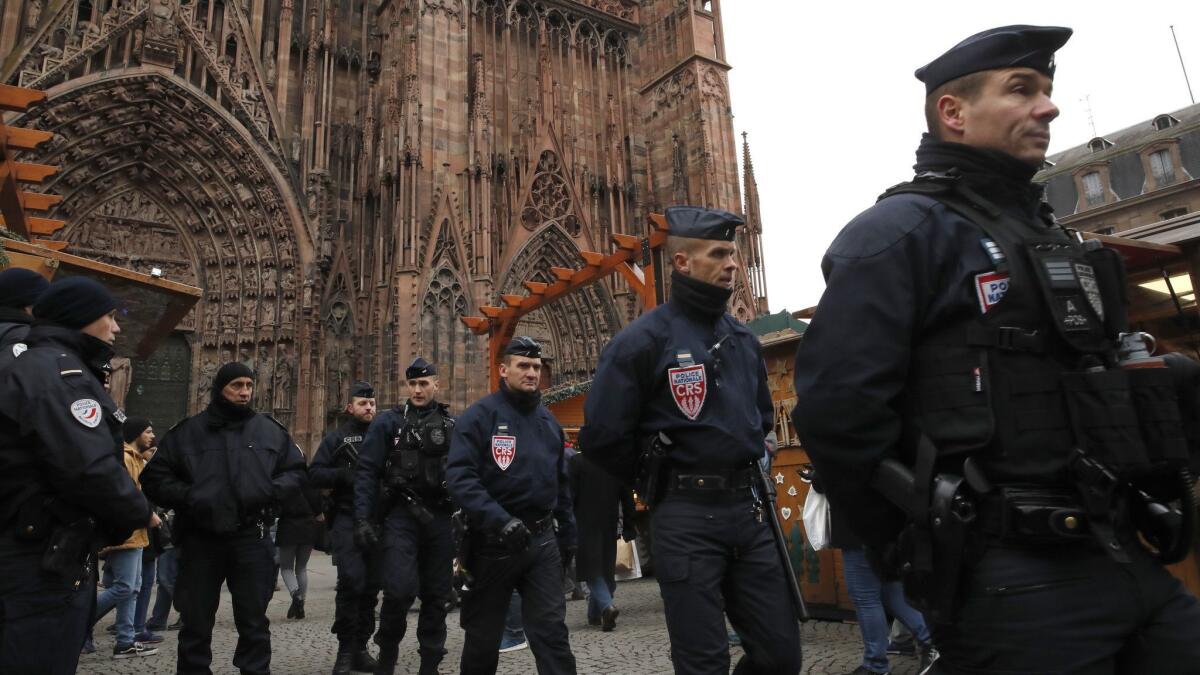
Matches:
[491,435,516,470]
[668,364,707,421]
[975,271,1010,313]
[70,398,102,428]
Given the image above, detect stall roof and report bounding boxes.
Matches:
[2,238,200,359]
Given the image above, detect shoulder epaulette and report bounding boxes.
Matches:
[263,413,289,432]
[56,353,84,378]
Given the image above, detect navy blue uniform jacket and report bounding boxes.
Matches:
[578,298,774,483]
[446,387,576,545]
[790,186,1045,550]
[0,325,148,544]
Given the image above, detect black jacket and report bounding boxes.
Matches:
[791,138,1064,550]
[446,385,576,545]
[0,324,148,544]
[141,402,306,537]
[310,418,369,518]
[571,452,636,582]
[275,483,322,547]
[579,281,775,484]
[0,307,33,372]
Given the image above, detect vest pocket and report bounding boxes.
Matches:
[1124,367,1188,466]
[1060,369,1149,472]
[910,348,993,451]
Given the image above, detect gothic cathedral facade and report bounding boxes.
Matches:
[1,0,768,450]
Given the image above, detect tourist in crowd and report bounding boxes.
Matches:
[277,481,323,620]
[87,416,163,659]
[571,449,637,632]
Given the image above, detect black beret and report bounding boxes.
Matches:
[504,336,542,359]
[212,361,255,396]
[349,380,375,399]
[405,357,436,380]
[664,206,742,241]
[0,268,50,308]
[122,416,152,444]
[32,277,117,329]
[916,25,1072,94]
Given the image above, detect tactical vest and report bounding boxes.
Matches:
[883,175,1188,484]
[387,402,452,491]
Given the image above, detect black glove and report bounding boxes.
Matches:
[621,522,637,542]
[498,517,531,554]
[559,542,576,571]
[353,518,380,550]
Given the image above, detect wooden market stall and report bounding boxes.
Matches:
[1,83,200,361]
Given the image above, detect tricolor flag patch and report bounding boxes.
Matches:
[975,271,1010,313]
[71,399,102,428]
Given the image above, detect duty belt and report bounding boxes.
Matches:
[977,486,1092,543]
[521,513,556,536]
[664,465,756,495]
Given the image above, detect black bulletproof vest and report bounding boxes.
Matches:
[883,177,1128,485]
[389,402,451,490]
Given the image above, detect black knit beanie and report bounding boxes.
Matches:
[212,361,255,397]
[32,277,117,329]
[122,416,152,444]
[0,268,50,309]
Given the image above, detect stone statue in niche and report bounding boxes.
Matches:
[273,346,294,410]
[224,268,240,298]
[243,266,259,297]
[203,304,218,333]
[262,266,277,297]
[255,345,274,407]
[196,356,217,407]
[279,299,296,328]
[222,303,239,329]
[241,301,257,331]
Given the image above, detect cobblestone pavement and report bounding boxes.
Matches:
[79,552,926,674]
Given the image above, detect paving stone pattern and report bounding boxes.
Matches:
[79,552,925,674]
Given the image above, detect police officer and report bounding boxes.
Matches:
[141,361,307,675]
[579,209,802,675]
[792,25,1200,673]
[354,358,456,675]
[311,380,381,675]
[0,267,49,370]
[0,276,149,673]
[447,338,577,675]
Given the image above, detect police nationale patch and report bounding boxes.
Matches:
[668,364,707,421]
[975,271,1010,313]
[491,435,516,470]
[70,399,102,428]
[11,343,26,358]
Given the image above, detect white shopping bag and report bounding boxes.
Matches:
[801,488,832,551]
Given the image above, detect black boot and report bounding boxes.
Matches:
[417,648,444,675]
[352,647,378,672]
[295,596,305,620]
[331,649,355,675]
[374,644,398,675]
[287,592,301,619]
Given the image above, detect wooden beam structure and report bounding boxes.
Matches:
[0,84,55,240]
[461,213,671,390]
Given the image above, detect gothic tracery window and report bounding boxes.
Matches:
[419,268,473,409]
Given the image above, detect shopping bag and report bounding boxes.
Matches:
[802,488,831,551]
[614,539,642,580]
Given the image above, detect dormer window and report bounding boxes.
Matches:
[1082,171,1105,207]
[1153,114,1180,131]
[1088,137,1114,153]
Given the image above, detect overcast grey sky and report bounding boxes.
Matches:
[721,2,1200,313]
